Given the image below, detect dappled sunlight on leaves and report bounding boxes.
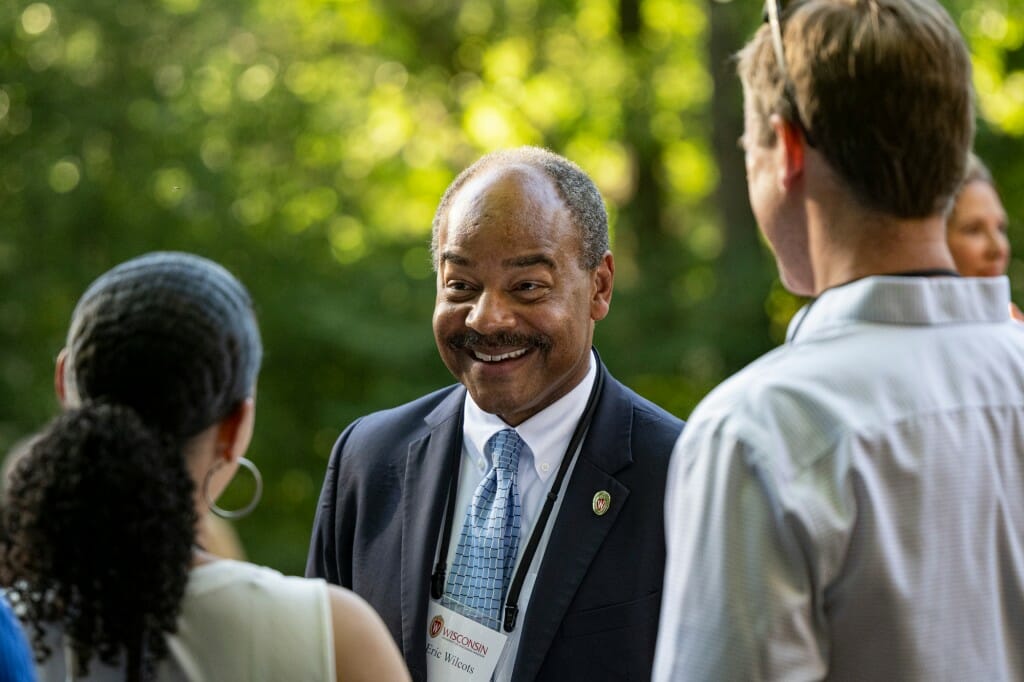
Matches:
[1,0,1021,574]
[664,139,717,201]
[48,158,80,194]
[328,215,366,264]
[152,166,192,208]
[960,2,1024,135]
[643,0,707,41]
[20,3,54,36]
[160,0,199,15]
[237,64,277,102]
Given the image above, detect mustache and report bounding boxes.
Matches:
[446,331,551,351]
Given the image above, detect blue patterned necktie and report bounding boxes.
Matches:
[443,428,524,630]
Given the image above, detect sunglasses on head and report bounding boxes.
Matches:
[763,0,816,147]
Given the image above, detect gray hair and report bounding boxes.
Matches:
[430,146,609,270]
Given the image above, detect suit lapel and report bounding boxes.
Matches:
[400,387,465,680]
[512,364,635,681]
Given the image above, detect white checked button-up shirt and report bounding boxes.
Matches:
[654,276,1024,681]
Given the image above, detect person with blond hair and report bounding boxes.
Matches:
[654,0,1024,679]
[947,152,1023,319]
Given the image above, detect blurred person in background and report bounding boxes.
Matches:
[0,252,409,682]
[947,152,1023,319]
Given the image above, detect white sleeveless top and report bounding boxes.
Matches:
[36,560,334,681]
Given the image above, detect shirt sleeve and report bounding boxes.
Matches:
[652,413,829,682]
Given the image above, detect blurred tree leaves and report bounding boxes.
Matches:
[1,0,1021,573]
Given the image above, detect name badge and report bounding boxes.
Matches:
[425,601,508,681]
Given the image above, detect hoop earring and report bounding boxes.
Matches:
[204,457,263,520]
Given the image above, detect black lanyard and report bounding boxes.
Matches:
[430,364,606,633]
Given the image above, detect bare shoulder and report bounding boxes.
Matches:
[327,585,411,682]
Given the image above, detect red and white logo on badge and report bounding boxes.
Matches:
[430,615,445,638]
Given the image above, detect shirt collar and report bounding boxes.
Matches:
[787,275,1012,343]
[463,350,597,483]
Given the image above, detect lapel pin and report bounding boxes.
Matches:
[592,490,611,516]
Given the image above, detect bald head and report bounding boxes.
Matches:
[431,146,609,270]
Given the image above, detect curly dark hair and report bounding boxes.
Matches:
[0,252,262,681]
[3,405,194,680]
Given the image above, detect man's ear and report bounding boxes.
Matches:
[770,114,806,190]
[54,348,68,406]
[590,251,614,322]
[214,398,256,463]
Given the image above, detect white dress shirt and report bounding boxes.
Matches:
[653,276,1024,681]
[434,351,597,681]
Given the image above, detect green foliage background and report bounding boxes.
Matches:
[2,0,1022,575]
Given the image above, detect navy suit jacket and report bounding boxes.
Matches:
[307,358,683,681]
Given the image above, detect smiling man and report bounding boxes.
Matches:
[308,147,683,681]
